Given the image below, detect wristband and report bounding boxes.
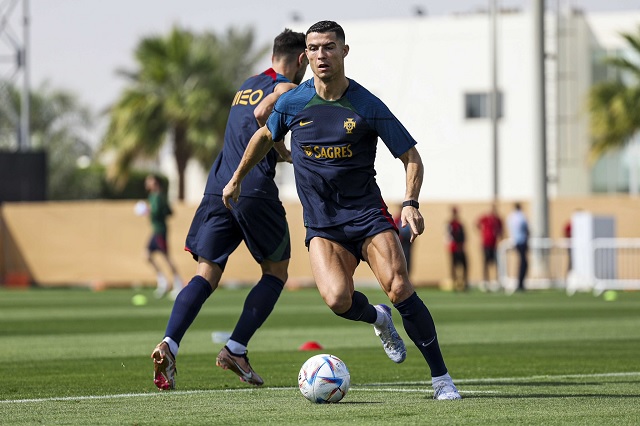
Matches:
[402,200,420,209]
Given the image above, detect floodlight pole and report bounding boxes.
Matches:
[20,0,30,152]
[532,0,549,238]
[490,0,499,201]
[0,0,30,151]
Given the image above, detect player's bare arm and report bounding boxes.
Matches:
[222,126,275,209]
[399,146,424,242]
[254,82,297,126]
[254,83,297,163]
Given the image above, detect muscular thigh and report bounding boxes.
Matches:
[308,237,358,311]
[363,230,414,303]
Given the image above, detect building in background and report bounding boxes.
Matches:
[170,8,640,205]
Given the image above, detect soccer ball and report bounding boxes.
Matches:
[134,200,148,216]
[298,354,350,403]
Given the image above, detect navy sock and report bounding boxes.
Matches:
[394,292,448,377]
[335,290,377,324]
[229,274,284,346]
[165,275,212,344]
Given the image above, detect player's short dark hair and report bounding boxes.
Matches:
[306,20,345,43]
[147,173,163,188]
[273,28,306,60]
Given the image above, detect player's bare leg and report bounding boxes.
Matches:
[365,230,461,400]
[309,237,405,363]
[147,250,169,298]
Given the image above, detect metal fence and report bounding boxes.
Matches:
[590,238,640,295]
[497,238,640,295]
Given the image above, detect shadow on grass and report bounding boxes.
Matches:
[459,393,640,399]
[461,379,640,387]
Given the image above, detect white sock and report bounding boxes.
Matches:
[173,275,183,290]
[432,372,452,384]
[162,337,179,357]
[226,339,247,355]
[156,274,169,291]
[373,306,387,327]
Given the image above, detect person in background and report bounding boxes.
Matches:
[150,29,308,391]
[564,217,571,272]
[144,174,183,299]
[507,202,529,292]
[476,203,503,290]
[446,206,468,291]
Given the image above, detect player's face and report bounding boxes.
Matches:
[305,31,348,82]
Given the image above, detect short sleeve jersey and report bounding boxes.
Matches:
[205,68,290,199]
[148,192,172,234]
[478,214,503,248]
[267,78,417,228]
[508,211,529,245]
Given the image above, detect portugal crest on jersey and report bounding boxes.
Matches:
[343,118,356,134]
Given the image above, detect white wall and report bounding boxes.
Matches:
[286,14,540,203]
[247,11,640,207]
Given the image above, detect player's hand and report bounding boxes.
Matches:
[222,179,241,209]
[402,206,424,243]
[273,141,292,163]
[278,148,292,163]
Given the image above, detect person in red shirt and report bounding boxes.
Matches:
[447,207,468,291]
[564,217,572,273]
[476,204,503,287]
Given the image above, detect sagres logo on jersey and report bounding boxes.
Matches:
[301,145,353,159]
[343,118,356,134]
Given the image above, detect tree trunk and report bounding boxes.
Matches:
[173,124,191,201]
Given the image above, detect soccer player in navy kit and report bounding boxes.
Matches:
[223,21,461,400]
[151,29,308,390]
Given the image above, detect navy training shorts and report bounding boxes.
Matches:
[148,232,168,253]
[185,194,291,270]
[305,207,397,263]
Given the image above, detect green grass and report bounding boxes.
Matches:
[1,286,639,425]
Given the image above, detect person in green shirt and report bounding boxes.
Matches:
[144,174,183,299]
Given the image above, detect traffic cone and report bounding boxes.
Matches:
[298,341,323,351]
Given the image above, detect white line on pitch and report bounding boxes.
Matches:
[363,371,640,386]
[1,371,637,404]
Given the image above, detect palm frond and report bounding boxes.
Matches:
[587,27,640,159]
[99,24,267,198]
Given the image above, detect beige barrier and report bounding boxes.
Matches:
[1,196,639,288]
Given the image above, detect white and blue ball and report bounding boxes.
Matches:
[133,200,149,216]
[298,354,350,403]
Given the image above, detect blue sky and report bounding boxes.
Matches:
[13,0,639,141]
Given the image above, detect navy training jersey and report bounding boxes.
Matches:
[205,68,290,199]
[267,78,417,228]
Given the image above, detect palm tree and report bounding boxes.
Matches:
[587,26,640,159]
[101,26,267,200]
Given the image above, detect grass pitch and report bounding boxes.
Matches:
[1,286,639,425]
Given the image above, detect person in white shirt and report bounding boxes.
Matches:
[507,202,529,291]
